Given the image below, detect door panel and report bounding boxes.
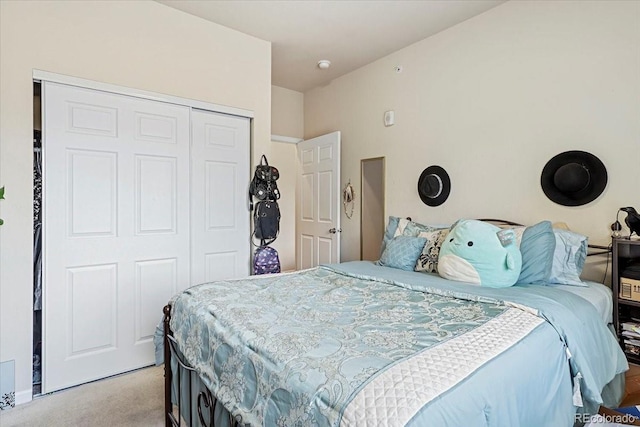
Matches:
[67,150,117,237]
[191,110,250,284]
[318,171,333,221]
[296,132,341,269]
[300,235,314,270]
[135,155,177,234]
[318,238,333,265]
[205,161,237,229]
[43,82,190,393]
[134,112,177,143]
[67,264,117,356]
[205,252,237,282]
[67,102,118,137]
[301,173,314,220]
[135,258,177,343]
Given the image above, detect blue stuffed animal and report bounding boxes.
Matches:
[438,219,522,288]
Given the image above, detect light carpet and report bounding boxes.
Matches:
[0,366,164,427]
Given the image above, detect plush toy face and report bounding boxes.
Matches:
[438,220,522,288]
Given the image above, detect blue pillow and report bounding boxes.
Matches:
[380,216,400,257]
[379,236,427,271]
[516,221,556,285]
[549,229,588,287]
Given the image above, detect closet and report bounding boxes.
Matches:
[33,83,42,395]
[34,77,250,394]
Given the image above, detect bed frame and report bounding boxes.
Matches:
[162,219,611,426]
[476,218,612,257]
[163,305,241,427]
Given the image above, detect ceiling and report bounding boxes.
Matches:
[158,0,506,93]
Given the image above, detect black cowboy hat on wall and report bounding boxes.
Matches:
[417,165,450,207]
[540,150,608,207]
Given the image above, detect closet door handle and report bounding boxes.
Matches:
[329,228,341,234]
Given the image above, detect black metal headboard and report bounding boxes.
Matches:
[477,218,524,227]
[406,217,610,256]
[477,218,610,257]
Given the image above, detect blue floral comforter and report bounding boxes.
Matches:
[165,261,627,427]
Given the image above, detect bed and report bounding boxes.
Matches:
[157,220,627,427]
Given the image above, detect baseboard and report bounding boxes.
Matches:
[15,389,32,405]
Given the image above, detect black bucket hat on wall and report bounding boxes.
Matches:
[417,165,450,207]
[540,150,608,207]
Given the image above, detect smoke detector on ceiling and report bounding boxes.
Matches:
[317,60,331,70]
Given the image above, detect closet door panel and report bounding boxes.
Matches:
[43,82,190,393]
[191,110,250,284]
[204,252,237,282]
[66,102,118,137]
[134,258,177,343]
[67,263,118,355]
[134,112,177,144]
[135,155,177,234]
[67,149,118,237]
[205,161,237,229]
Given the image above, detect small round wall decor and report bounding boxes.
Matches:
[417,165,450,207]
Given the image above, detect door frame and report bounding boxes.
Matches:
[33,70,253,119]
[360,157,385,260]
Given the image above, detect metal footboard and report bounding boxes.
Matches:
[163,304,240,427]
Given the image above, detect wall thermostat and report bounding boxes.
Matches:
[384,110,395,127]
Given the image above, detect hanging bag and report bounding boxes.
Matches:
[253,245,281,275]
[249,155,280,210]
[253,200,280,246]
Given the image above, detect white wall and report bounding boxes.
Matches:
[0,0,271,401]
[304,0,640,282]
[272,86,304,139]
[270,86,304,271]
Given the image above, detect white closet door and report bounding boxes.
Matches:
[43,82,190,393]
[191,110,250,284]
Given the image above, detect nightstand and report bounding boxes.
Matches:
[612,238,640,363]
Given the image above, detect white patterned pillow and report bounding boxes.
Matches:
[394,218,439,238]
[393,218,412,237]
[414,228,450,273]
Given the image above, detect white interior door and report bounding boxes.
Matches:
[43,82,190,393]
[296,131,341,269]
[190,109,250,284]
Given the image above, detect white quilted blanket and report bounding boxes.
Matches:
[340,308,544,426]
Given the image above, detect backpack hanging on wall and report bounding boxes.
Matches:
[248,154,280,210]
[252,200,280,246]
[253,245,281,275]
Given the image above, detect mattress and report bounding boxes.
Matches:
[554,281,613,325]
[161,261,627,426]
